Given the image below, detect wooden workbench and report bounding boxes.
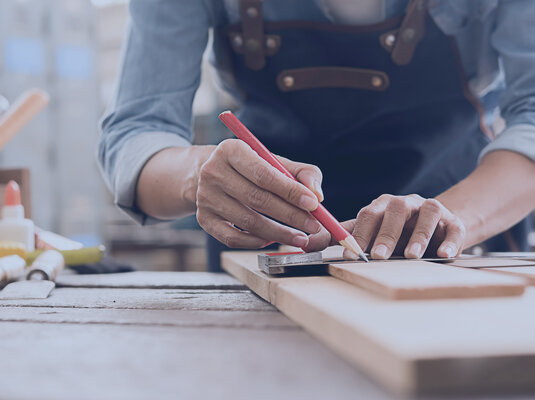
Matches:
[0,271,532,400]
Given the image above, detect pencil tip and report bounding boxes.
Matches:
[340,236,368,262]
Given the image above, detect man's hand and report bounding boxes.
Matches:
[196,139,324,249]
[306,194,466,259]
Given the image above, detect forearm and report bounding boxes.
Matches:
[437,150,535,248]
[136,145,215,220]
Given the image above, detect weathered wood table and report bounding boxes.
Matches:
[0,271,532,400]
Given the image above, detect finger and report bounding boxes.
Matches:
[404,199,442,259]
[219,170,321,234]
[306,219,355,254]
[371,197,412,259]
[199,211,269,249]
[209,193,310,248]
[227,142,319,211]
[437,216,466,258]
[352,195,393,253]
[278,156,324,202]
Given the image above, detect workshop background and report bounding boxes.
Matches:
[0,0,533,271]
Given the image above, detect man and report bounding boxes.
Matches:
[99,0,535,271]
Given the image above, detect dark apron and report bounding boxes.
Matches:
[206,0,530,272]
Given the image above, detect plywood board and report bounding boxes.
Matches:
[328,260,526,299]
[485,266,535,286]
[448,257,535,268]
[221,251,535,395]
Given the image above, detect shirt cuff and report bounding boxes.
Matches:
[479,124,535,163]
[113,131,191,225]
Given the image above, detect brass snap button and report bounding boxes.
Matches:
[283,76,295,88]
[385,34,396,47]
[246,7,259,18]
[371,76,383,88]
[232,35,243,48]
[265,37,277,49]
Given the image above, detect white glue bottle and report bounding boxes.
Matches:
[0,180,35,251]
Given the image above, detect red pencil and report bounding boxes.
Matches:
[218,111,368,262]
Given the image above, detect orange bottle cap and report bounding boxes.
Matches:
[5,180,21,206]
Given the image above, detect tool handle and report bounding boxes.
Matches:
[27,250,65,282]
[219,111,350,243]
[0,89,49,150]
[0,255,26,284]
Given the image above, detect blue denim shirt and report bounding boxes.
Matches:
[99,0,535,223]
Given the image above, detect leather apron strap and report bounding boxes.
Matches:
[380,0,428,65]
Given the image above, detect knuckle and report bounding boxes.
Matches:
[357,207,380,223]
[198,162,218,183]
[422,198,442,214]
[222,234,239,248]
[247,187,270,209]
[413,229,432,243]
[196,210,211,231]
[286,182,303,203]
[286,209,302,228]
[253,166,275,187]
[217,139,238,155]
[377,194,393,202]
[377,231,398,245]
[450,217,466,236]
[239,213,257,232]
[310,165,323,179]
[386,197,409,215]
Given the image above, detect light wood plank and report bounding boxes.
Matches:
[485,266,535,285]
[328,260,526,299]
[56,271,245,290]
[222,251,535,395]
[448,258,535,268]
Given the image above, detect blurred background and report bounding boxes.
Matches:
[0,0,234,271]
[1,0,534,272]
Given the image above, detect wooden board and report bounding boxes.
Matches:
[485,266,535,286]
[56,271,246,290]
[0,288,274,312]
[448,257,535,268]
[222,251,535,395]
[328,260,526,299]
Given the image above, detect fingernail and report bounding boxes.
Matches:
[314,182,324,203]
[292,235,309,248]
[372,244,388,259]
[304,218,321,234]
[441,243,457,258]
[300,195,318,211]
[406,243,422,258]
[344,249,359,260]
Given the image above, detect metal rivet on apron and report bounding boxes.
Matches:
[246,7,259,18]
[371,76,383,88]
[402,28,416,43]
[232,35,243,48]
[283,75,295,88]
[385,34,396,47]
[265,37,277,49]
[245,38,260,52]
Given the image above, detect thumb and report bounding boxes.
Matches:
[276,156,324,202]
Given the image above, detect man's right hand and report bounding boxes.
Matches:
[196,139,324,249]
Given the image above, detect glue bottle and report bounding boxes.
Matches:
[0,180,35,251]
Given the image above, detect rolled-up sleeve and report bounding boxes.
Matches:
[479,0,535,162]
[98,0,212,223]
